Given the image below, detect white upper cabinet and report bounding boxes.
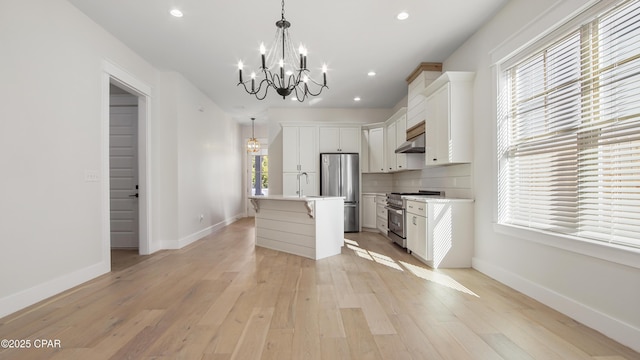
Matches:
[386,121,397,172]
[361,130,370,173]
[282,125,318,172]
[406,63,442,129]
[367,127,385,173]
[319,126,360,153]
[383,107,423,172]
[423,71,474,166]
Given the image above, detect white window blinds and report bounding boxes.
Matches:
[499,0,640,249]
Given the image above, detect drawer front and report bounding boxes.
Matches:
[406,200,427,217]
[376,216,388,233]
[376,204,387,219]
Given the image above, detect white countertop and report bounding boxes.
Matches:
[248,195,344,202]
[402,195,474,203]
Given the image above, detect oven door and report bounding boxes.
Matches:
[386,206,404,238]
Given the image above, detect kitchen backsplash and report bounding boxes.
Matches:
[362,163,473,198]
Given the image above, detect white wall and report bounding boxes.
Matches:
[174,75,244,248]
[444,0,640,350]
[0,0,243,317]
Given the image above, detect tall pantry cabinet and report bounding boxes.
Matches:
[282,125,318,196]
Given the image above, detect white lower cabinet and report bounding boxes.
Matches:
[362,194,377,229]
[405,199,473,268]
[375,194,388,235]
[406,202,429,261]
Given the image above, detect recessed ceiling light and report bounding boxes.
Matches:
[368,71,376,77]
[170,9,183,18]
[354,97,361,102]
[397,12,409,20]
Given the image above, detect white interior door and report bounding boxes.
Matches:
[109,94,139,248]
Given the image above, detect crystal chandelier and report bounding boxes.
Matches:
[237,0,327,102]
[247,117,261,153]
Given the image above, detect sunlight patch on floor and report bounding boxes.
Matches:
[399,260,479,297]
[346,243,404,271]
[344,237,478,297]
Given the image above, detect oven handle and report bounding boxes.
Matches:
[384,206,403,215]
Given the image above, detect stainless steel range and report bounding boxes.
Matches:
[385,190,445,249]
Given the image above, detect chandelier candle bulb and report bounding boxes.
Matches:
[322,64,327,86]
[238,61,243,82]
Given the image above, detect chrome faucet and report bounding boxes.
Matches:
[297,171,308,197]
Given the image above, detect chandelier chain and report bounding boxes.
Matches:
[281,0,285,20]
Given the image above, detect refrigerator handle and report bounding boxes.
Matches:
[339,163,343,197]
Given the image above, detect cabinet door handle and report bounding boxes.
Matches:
[412,216,416,225]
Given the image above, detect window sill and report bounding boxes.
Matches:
[493,223,640,270]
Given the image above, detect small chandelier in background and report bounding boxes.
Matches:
[247,117,261,153]
[237,0,327,102]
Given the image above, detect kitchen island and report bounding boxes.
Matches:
[248,195,345,260]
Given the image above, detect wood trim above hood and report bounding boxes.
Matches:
[406,62,443,84]
[406,121,425,140]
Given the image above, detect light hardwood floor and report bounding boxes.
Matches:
[1,218,637,359]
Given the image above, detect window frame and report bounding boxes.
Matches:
[493,0,640,269]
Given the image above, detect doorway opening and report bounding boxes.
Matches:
[247,143,268,216]
[109,84,141,270]
[102,61,152,273]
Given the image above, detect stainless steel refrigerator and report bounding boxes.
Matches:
[320,153,359,232]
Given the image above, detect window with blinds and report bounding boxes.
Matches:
[498,0,640,249]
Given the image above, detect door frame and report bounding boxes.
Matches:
[101,61,152,264]
[246,139,268,216]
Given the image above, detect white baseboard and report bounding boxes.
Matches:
[472,257,640,353]
[0,261,109,319]
[0,214,244,319]
[161,214,243,250]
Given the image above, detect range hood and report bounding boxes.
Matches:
[395,133,425,153]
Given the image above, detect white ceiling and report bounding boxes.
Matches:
[68,0,508,124]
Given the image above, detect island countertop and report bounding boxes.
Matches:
[248,195,344,202]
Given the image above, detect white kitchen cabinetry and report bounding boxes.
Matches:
[283,172,318,197]
[406,202,428,261]
[406,64,442,129]
[361,130,369,172]
[384,108,422,172]
[423,72,474,166]
[405,198,473,268]
[385,121,397,172]
[375,194,388,235]
[367,127,385,173]
[319,126,360,153]
[362,194,377,229]
[282,126,318,172]
[282,125,318,196]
